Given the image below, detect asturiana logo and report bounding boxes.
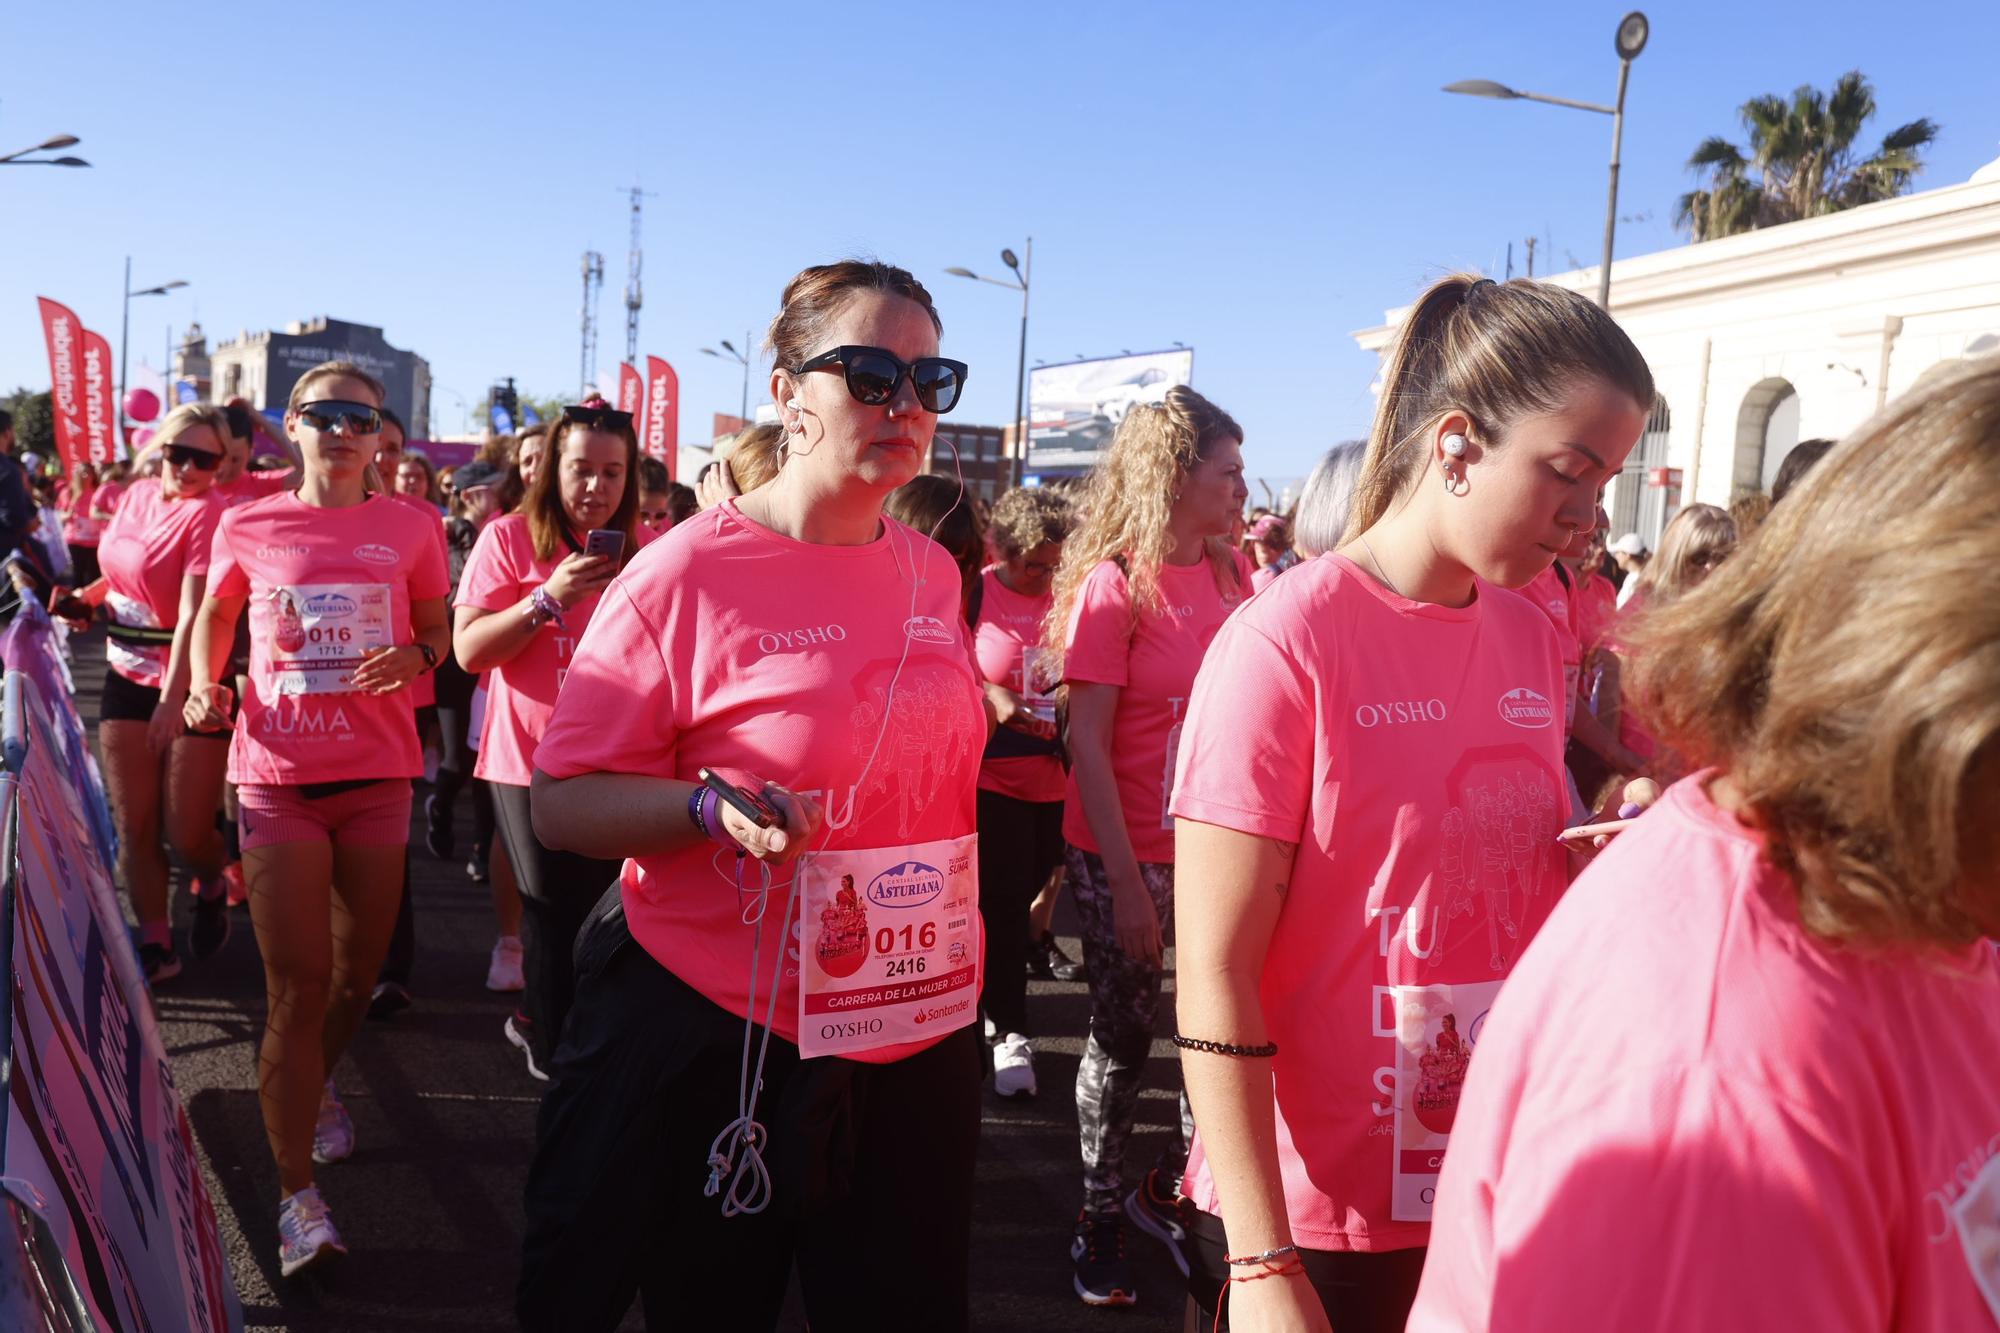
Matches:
[353,543,401,566]
[903,615,955,644]
[1497,687,1555,729]
[867,861,945,910]
[303,592,357,619]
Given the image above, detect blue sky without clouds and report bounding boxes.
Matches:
[4,0,1995,483]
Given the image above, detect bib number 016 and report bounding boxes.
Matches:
[875,922,937,955]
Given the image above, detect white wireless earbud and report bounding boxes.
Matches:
[786,399,802,411]
[1442,433,1469,458]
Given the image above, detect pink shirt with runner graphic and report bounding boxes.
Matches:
[1409,774,2000,1332]
[207,492,449,786]
[973,566,1064,804]
[532,499,985,1064]
[95,481,225,687]
[1062,556,1240,864]
[1171,555,1568,1254]
[456,513,648,787]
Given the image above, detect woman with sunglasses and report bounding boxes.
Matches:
[453,398,644,1079]
[59,403,234,982]
[1042,385,1248,1308]
[182,361,450,1278]
[519,260,987,1333]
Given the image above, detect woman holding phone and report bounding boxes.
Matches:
[519,260,986,1332]
[183,361,450,1277]
[452,399,643,1079]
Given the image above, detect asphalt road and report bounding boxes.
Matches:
[76,633,1191,1332]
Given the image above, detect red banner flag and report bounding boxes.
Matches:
[81,328,118,465]
[36,298,88,475]
[617,361,644,421]
[642,356,679,476]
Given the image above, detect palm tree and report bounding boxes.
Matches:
[1677,71,1938,242]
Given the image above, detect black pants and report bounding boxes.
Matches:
[432,653,477,826]
[974,789,1065,1038]
[1187,1208,1426,1333]
[490,780,620,1067]
[68,542,99,586]
[518,889,982,1333]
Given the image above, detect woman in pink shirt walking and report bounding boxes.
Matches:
[183,361,451,1279]
[1171,274,1653,1331]
[1411,356,2000,1333]
[1047,386,1249,1308]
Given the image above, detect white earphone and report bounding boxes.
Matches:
[1442,432,1468,458]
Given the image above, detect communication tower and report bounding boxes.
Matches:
[579,250,605,397]
[620,185,657,362]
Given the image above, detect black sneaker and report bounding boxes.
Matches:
[367,981,413,1021]
[1126,1168,1195,1278]
[424,793,455,861]
[190,888,232,961]
[1030,931,1087,983]
[139,942,182,984]
[1070,1210,1137,1307]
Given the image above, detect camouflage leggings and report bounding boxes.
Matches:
[1067,845,1193,1215]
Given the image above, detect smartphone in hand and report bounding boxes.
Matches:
[698,767,780,830]
[584,529,625,561]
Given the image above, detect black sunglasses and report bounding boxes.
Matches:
[163,442,223,471]
[296,400,383,435]
[791,346,967,415]
[562,404,634,431]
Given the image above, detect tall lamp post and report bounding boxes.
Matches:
[120,258,188,432]
[1444,12,1649,309]
[945,238,1031,486]
[701,334,754,425]
[0,133,89,168]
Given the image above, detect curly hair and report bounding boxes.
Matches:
[1043,385,1243,668]
[987,485,1074,561]
[1628,358,2000,948]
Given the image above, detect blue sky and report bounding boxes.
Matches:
[4,0,1995,485]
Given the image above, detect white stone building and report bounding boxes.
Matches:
[1354,150,2000,548]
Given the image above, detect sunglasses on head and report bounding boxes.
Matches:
[791,346,967,415]
[163,442,223,471]
[562,404,634,431]
[296,400,383,435]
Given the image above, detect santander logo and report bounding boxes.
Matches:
[1497,687,1555,729]
[353,543,400,566]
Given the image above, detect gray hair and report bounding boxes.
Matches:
[1293,440,1368,557]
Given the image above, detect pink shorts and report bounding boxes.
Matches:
[237,780,413,852]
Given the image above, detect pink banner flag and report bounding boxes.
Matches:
[643,355,679,476]
[617,361,644,421]
[36,297,87,475]
[81,328,119,464]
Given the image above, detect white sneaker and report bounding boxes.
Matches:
[278,1185,347,1277]
[993,1032,1038,1099]
[486,936,525,992]
[311,1081,354,1165]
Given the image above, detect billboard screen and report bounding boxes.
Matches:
[1026,348,1193,473]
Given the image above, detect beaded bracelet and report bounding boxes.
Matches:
[526,585,568,630]
[1171,1034,1278,1058]
[1224,1243,1299,1267]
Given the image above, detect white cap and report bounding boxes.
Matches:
[1609,532,1648,557]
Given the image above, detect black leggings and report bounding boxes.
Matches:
[974,789,1065,1037]
[1187,1207,1426,1333]
[489,780,620,1067]
[518,889,982,1333]
[432,653,495,858]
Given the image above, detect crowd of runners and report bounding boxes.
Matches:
[14,255,1998,1332]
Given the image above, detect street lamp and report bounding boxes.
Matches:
[944,238,1031,486]
[0,133,90,168]
[701,333,753,425]
[1444,11,1649,308]
[120,257,189,433]
[434,385,470,437]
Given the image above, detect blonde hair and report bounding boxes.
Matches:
[1351,273,1653,539]
[1635,503,1737,603]
[285,359,385,413]
[1630,358,2000,948]
[151,402,230,451]
[725,424,784,493]
[1044,385,1243,667]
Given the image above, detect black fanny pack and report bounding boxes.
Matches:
[982,725,1064,761]
[104,621,176,647]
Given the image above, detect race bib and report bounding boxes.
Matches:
[1389,980,1502,1222]
[263,583,393,696]
[1022,646,1059,726]
[797,834,980,1058]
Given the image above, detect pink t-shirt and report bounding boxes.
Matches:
[215,469,295,509]
[387,491,447,712]
[1570,567,1617,656]
[456,514,617,786]
[1170,555,1568,1253]
[1410,774,2000,1333]
[92,480,126,519]
[532,499,986,1064]
[95,481,225,687]
[972,566,1064,804]
[207,492,450,787]
[1062,556,1241,864]
[1518,564,1582,731]
[61,482,102,545]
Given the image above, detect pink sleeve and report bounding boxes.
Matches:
[1427,1075,1889,1333]
[207,512,248,599]
[1170,618,1315,842]
[183,501,222,579]
[456,522,521,611]
[410,514,450,600]
[1063,561,1134,688]
[533,579,679,780]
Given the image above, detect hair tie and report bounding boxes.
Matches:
[1466,277,1497,302]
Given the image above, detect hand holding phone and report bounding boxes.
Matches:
[699,767,780,830]
[584,528,625,561]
